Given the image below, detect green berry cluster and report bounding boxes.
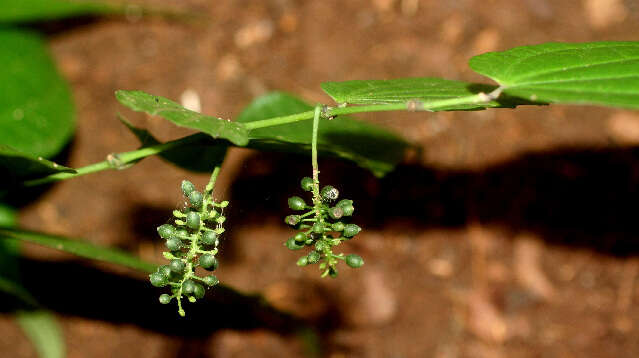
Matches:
[149,180,226,316]
[284,176,364,278]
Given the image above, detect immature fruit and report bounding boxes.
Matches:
[176,228,188,239]
[332,222,345,232]
[285,215,300,226]
[165,237,182,251]
[307,250,321,264]
[169,259,186,274]
[158,265,172,278]
[186,211,201,230]
[337,199,354,216]
[286,237,303,250]
[343,224,361,238]
[150,272,168,287]
[157,224,176,239]
[328,206,344,220]
[345,254,364,268]
[296,256,309,266]
[183,279,196,294]
[199,253,219,271]
[294,232,307,243]
[288,196,306,211]
[201,231,217,245]
[188,190,203,208]
[321,185,339,201]
[312,222,324,234]
[203,275,219,286]
[181,180,195,196]
[315,240,327,251]
[159,294,172,304]
[193,283,205,299]
[300,177,314,191]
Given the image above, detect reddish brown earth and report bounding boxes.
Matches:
[2,0,639,357]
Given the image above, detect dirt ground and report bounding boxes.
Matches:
[2,0,639,357]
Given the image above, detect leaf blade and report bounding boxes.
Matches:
[0,0,117,23]
[0,144,76,182]
[16,311,65,358]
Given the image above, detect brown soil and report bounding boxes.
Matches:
[3,0,639,357]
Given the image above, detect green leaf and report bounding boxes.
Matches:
[469,41,639,109]
[115,90,249,146]
[321,78,510,110]
[0,228,157,273]
[0,29,75,158]
[118,115,227,172]
[16,311,65,358]
[0,0,117,23]
[0,144,76,182]
[238,92,409,177]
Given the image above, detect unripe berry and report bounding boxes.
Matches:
[285,237,303,250]
[336,199,354,216]
[165,237,182,251]
[186,211,201,230]
[307,250,321,264]
[201,231,217,245]
[193,283,205,299]
[288,196,306,211]
[328,206,344,220]
[343,224,361,238]
[199,253,219,271]
[203,275,219,286]
[321,185,339,201]
[332,222,345,232]
[159,294,172,304]
[183,279,196,294]
[181,180,195,196]
[296,256,309,266]
[300,177,314,191]
[176,228,188,239]
[294,232,307,243]
[157,224,176,239]
[188,190,203,208]
[312,222,324,234]
[149,272,168,287]
[315,240,327,251]
[345,254,364,268]
[169,259,186,274]
[285,215,300,226]
[158,265,172,278]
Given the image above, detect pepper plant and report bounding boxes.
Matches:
[2,41,639,318]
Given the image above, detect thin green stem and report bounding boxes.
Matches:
[205,166,221,195]
[311,105,321,207]
[243,110,315,130]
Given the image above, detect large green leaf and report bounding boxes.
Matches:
[0,144,76,182]
[16,311,65,358]
[118,115,227,172]
[0,0,117,23]
[0,228,157,273]
[238,92,409,177]
[0,30,75,158]
[115,90,249,146]
[469,41,639,109]
[321,78,518,110]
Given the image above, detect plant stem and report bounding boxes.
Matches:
[311,105,321,207]
[205,165,221,195]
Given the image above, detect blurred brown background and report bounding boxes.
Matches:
[2,0,639,357]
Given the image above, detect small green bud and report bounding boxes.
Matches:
[300,177,314,191]
[315,240,327,251]
[328,206,344,220]
[343,224,361,238]
[199,253,219,271]
[176,228,189,239]
[201,231,218,245]
[149,272,168,287]
[157,224,176,239]
[332,222,345,232]
[181,180,195,196]
[345,254,364,268]
[183,279,196,294]
[159,294,172,304]
[165,237,182,251]
[285,215,300,226]
[307,250,321,264]
[285,237,303,250]
[219,201,229,208]
[321,185,339,201]
[186,211,201,230]
[294,232,307,243]
[296,256,309,266]
[169,259,185,274]
[188,190,203,208]
[203,275,219,286]
[288,196,307,211]
[193,283,205,299]
[312,222,324,234]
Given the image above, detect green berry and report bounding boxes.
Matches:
[300,177,314,191]
[166,238,182,251]
[336,199,354,215]
[315,240,327,251]
[176,228,188,239]
[312,222,324,234]
[285,237,303,250]
[169,259,185,274]
[149,272,167,287]
[157,224,176,239]
[158,265,172,278]
[285,215,300,226]
[193,283,205,299]
[201,231,218,245]
[181,180,195,196]
[321,185,339,201]
[199,254,219,270]
[188,190,203,208]
[159,294,172,304]
[183,279,196,294]
[307,250,321,264]
[346,254,364,268]
[186,211,201,230]
[288,196,307,211]
[332,222,345,232]
[203,275,219,286]
[343,224,361,238]
[296,256,308,266]
[294,232,307,243]
[328,206,344,220]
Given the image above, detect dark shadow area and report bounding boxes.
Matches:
[225,145,639,257]
[11,16,104,37]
